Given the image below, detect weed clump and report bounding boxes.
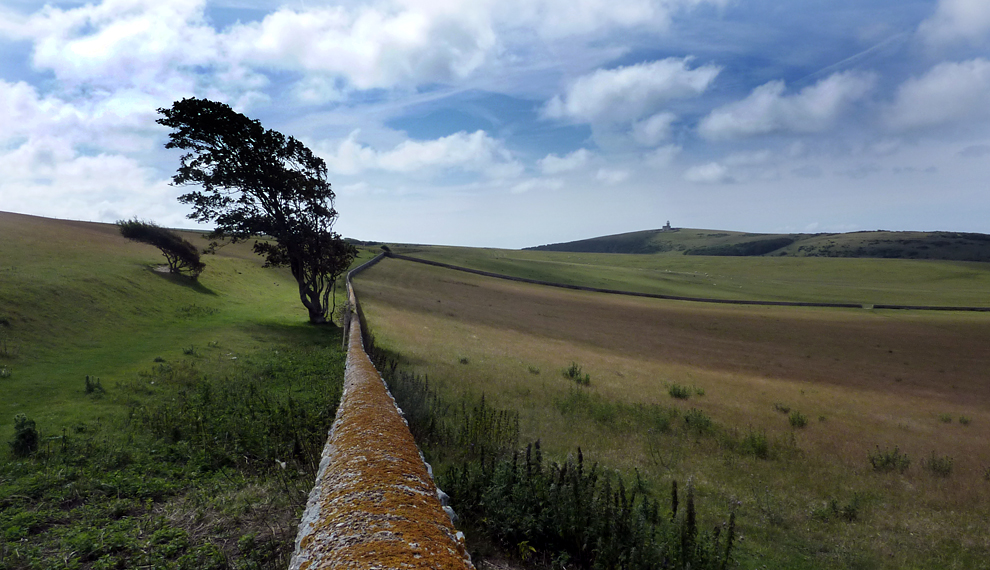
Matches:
[458,356,469,365]
[683,408,714,435]
[668,383,691,399]
[959,416,971,426]
[788,411,808,428]
[562,362,590,386]
[923,452,953,477]
[84,375,105,395]
[740,430,770,459]
[9,414,39,457]
[527,366,540,375]
[938,413,952,423]
[810,495,861,523]
[869,446,911,473]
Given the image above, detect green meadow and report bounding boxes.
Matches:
[393,244,990,306]
[0,212,373,569]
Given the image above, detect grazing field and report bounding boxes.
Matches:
[0,212,371,568]
[392,245,990,307]
[354,253,990,569]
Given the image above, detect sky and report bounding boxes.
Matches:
[1,0,989,248]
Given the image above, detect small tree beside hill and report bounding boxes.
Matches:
[118,218,206,279]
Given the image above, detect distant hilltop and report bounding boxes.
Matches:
[526,228,990,262]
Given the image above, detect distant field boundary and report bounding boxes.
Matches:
[387,253,990,312]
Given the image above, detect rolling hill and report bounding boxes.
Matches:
[527,227,990,262]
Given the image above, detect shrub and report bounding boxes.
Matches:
[668,383,691,399]
[959,416,971,426]
[84,375,104,395]
[117,218,205,278]
[869,446,910,473]
[683,408,714,435]
[924,452,953,477]
[562,362,590,386]
[789,411,808,428]
[938,413,952,423]
[9,414,39,457]
[740,430,770,459]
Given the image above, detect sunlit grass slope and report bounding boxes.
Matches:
[390,244,990,307]
[0,211,371,433]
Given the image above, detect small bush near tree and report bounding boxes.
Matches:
[118,218,205,278]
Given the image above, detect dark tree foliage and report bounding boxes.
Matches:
[156,98,356,324]
[118,218,206,278]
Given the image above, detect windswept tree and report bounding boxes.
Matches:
[157,98,356,324]
[118,218,206,278]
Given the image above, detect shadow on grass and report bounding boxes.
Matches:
[147,266,218,296]
[240,320,345,347]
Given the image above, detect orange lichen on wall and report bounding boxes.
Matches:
[290,278,473,570]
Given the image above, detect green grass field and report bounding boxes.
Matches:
[0,212,374,569]
[392,244,990,306]
[355,249,990,570]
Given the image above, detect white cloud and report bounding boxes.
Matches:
[596,168,630,185]
[510,177,564,194]
[225,3,497,91]
[21,0,227,93]
[631,112,677,145]
[538,148,593,174]
[496,0,728,39]
[885,58,990,130]
[544,58,720,124]
[698,71,875,140]
[643,144,681,167]
[918,0,990,46]
[322,130,523,179]
[683,161,732,184]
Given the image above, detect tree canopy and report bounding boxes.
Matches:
[156,98,355,324]
[118,218,205,278]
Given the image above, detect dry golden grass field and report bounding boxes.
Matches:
[354,256,990,570]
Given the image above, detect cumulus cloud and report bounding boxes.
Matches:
[544,58,720,125]
[595,168,630,185]
[683,161,732,184]
[225,3,497,91]
[538,148,593,174]
[322,130,523,179]
[885,58,990,130]
[510,177,564,194]
[698,71,875,140]
[631,112,677,145]
[918,0,990,46]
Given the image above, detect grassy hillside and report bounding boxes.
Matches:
[0,211,373,569]
[527,227,990,262]
[389,244,990,307]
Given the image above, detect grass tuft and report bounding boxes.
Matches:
[869,446,911,473]
[562,362,590,386]
[788,411,808,428]
[923,452,953,477]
